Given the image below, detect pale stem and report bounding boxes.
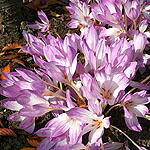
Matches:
[48,27,61,38]
[59,82,63,90]
[105,104,121,116]
[100,138,104,150]
[123,6,128,31]
[110,125,142,150]
[133,19,137,30]
[67,80,86,105]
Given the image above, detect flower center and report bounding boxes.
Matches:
[92,119,102,129]
[124,100,133,111]
[101,88,112,100]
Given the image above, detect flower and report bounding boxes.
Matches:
[124,0,140,20]
[91,0,122,27]
[132,32,147,60]
[121,91,149,131]
[35,90,82,148]
[95,71,129,105]
[67,107,110,144]
[27,10,50,32]
[66,1,93,35]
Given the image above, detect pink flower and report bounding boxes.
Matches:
[121,91,149,132]
[95,71,129,105]
[124,0,140,20]
[67,107,110,144]
[27,10,50,32]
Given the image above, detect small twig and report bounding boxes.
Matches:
[111,125,142,150]
[105,104,121,116]
[66,80,86,105]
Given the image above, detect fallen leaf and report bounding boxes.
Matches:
[26,0,41,10]
[0,52,5,56]
[2,43,21,52]
[20,148,36,150]
[16,130,30,135]
[49,10,57,17]
[0,63,10,80]
[0,120,4,128]
[12,59,26,67]
[0,128,17,136]
[0,55,17,60]
[27,136,45,147]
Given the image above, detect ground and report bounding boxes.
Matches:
[0,0,150,150]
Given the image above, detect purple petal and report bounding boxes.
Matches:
[125,115,142,132]
[19,117,35,133]
[66,107,94,123]
[89,127,104,144]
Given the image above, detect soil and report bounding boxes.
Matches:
[0,0,150,150]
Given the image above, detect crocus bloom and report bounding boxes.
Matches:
[66,1,93,35]
[124,0,140,20]
[132,32,147,60]
[0,68,46,97]
[140,1,150,22]
[27,10,50,32]
[21,30,45,56]
[121,91,149,132]
[91,0,122,27]
[33,35,78,83]
[36,90,82,146]
[1,97,35,133]
[95,71,129,105]
[67,107,110,144]
[80,26,106,70]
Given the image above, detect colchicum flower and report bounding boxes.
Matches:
[66,107,110,144]
[121,91,149,132]
[124,0,140,20]
[27,10,50,32]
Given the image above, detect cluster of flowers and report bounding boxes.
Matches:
[1,0,150,149]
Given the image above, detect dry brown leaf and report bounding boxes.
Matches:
[49,10,57,17]
[0,120,4,128]
[27,136,45,147]
[2,43,21,52]
[16,130,30,135]
[26,0,41,10]
[20,148,36,150]
[0,55,17,60]
[12,58,26,67]
[0,63,10,80]
[0,128,17,136]
[0,52,5,56]
[29,63,38,67]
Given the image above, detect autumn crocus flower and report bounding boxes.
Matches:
[34,35,78,83]
[121,91,149,132]
[36,90,82,146]
[27,10,50,32]
[95,71,129,105]
[91,0,122,27]
[67,107,110,144]
[66,1,93,35]
[124,0,140,20]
